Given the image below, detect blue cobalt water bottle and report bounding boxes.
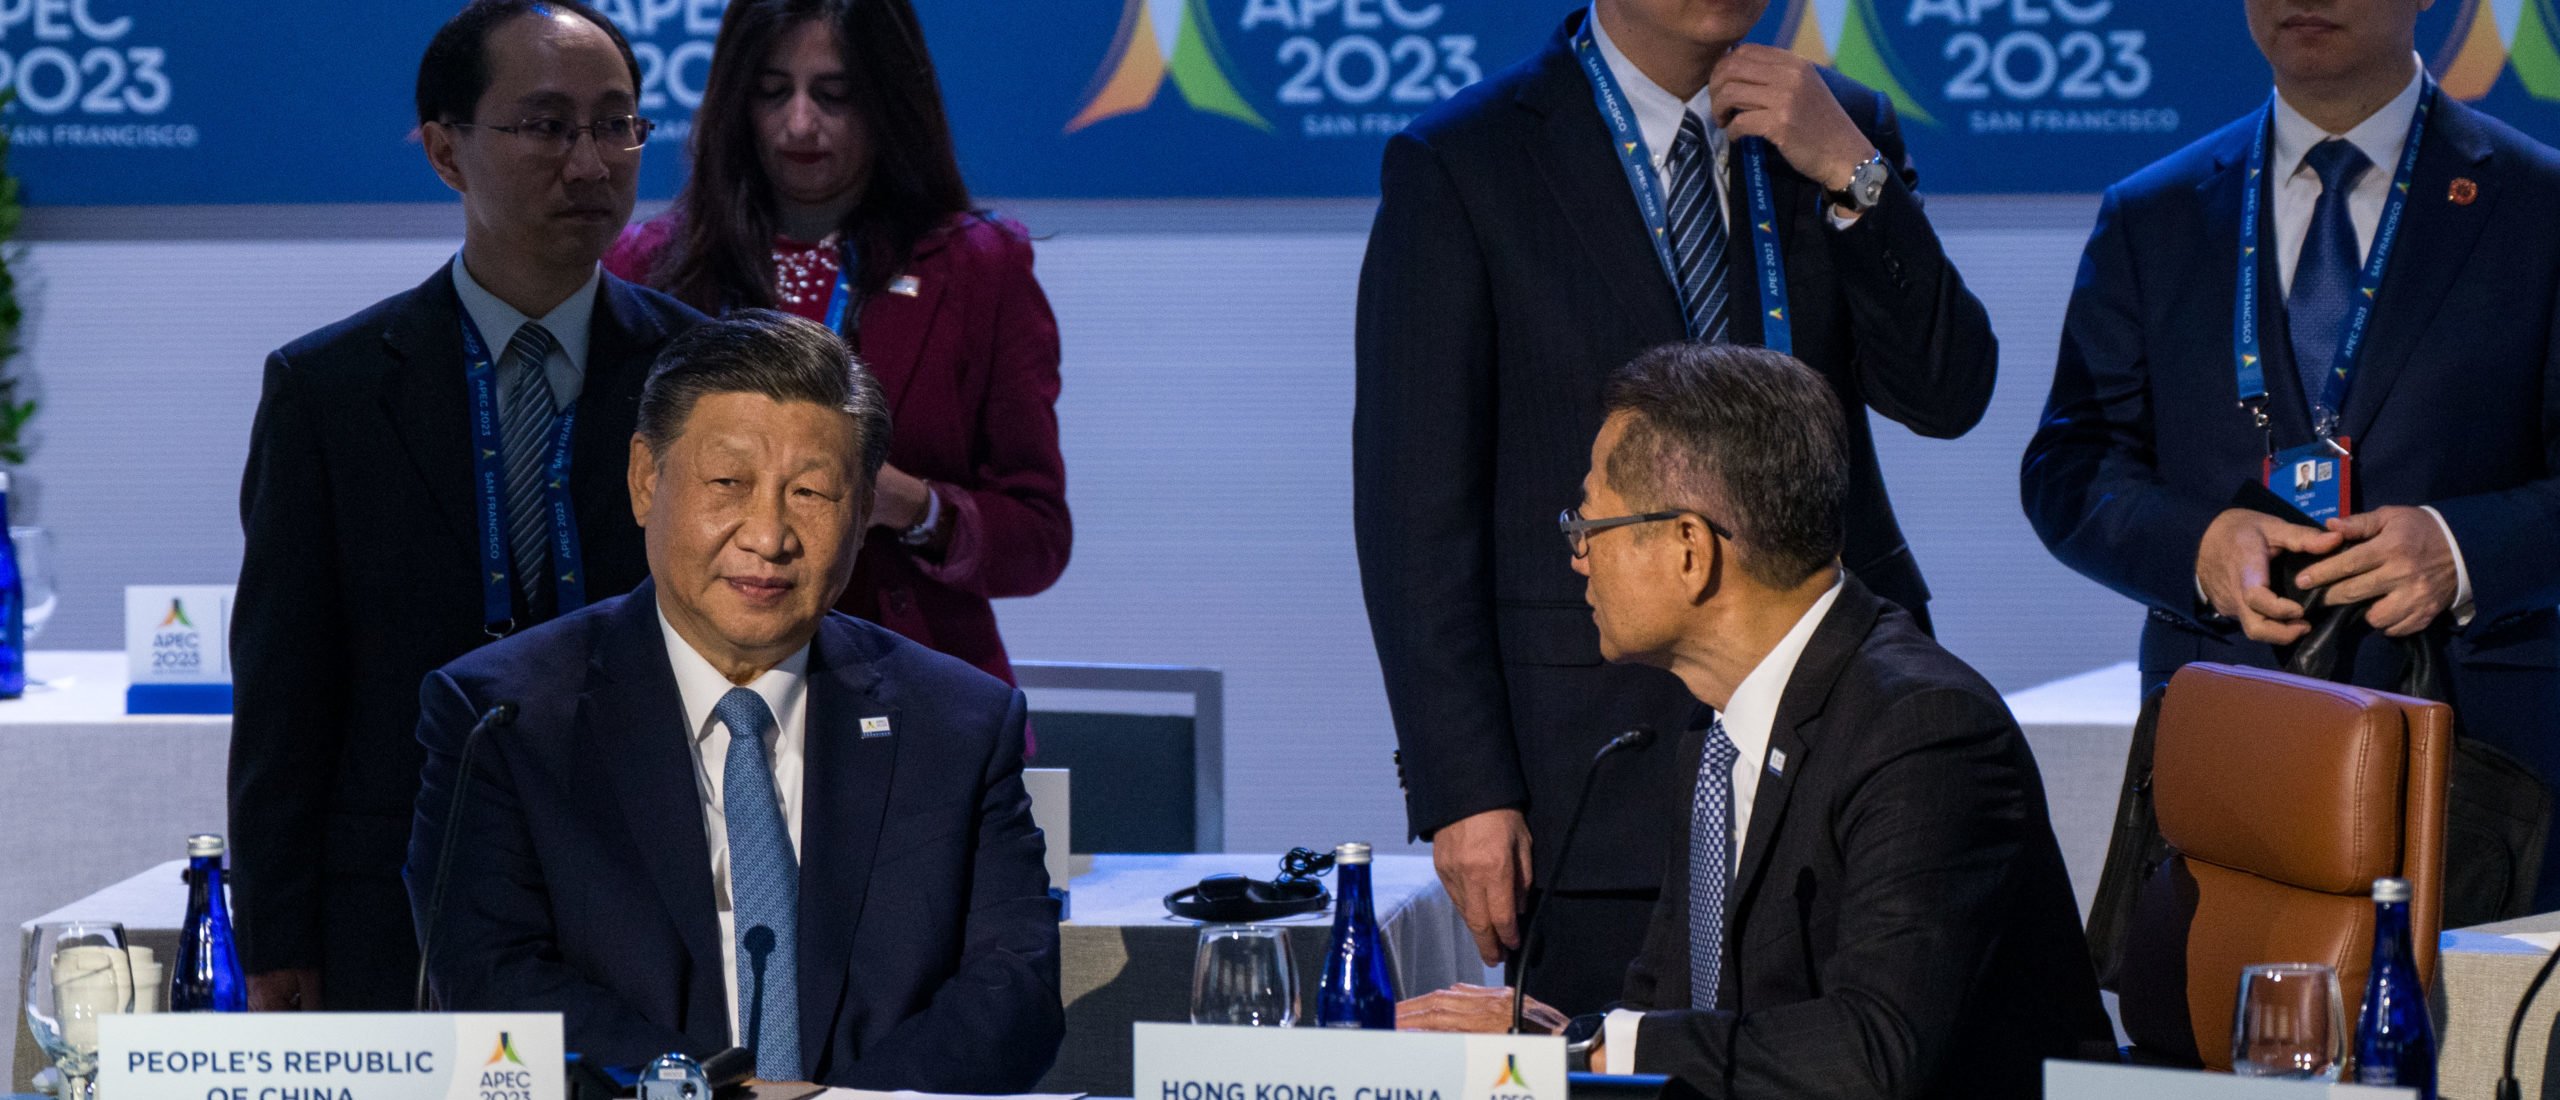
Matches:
[0,470,25,699]
[2355,876,2435,1098]
[169,834,247,1012]
[1317,842,1398,1028]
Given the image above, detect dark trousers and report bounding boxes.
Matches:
[1515,887,1660,1017]
[320,873,422,1010]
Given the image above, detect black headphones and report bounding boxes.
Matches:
[1163,847,1336,922]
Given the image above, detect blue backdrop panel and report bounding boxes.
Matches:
[14,0,2560,203]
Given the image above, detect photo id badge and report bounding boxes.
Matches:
[2263,436,2353,523]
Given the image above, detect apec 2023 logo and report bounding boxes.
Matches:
[1068,0,1486,140]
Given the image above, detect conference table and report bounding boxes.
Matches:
[14,852,1481,1096]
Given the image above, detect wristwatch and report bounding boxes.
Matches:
[899,484,942,547]
[1826,152,1891,213]
[1563,1012,1606,1072]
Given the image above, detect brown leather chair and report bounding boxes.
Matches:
[2115,662,2452,1070]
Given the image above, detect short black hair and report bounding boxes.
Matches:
[1601,343,1848,588]
[415,0,643,126]
[637,309,894,488]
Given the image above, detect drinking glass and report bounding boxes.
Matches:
[11,525,54,641]
[2233,962,2346,1079]
[24,921,133,1100]
[1191,925,1299,1026]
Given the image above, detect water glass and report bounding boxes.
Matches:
[1191,925,1299,1027]
[11,525,54,641]
[24,921,133,1100]
[2233,962,2345,1079]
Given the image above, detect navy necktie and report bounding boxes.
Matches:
[2287,138,2374,427]
[715,687,801,1081]
[1688,720,1740,1010]
[497,321,561,619]
[1664,112,1732,344]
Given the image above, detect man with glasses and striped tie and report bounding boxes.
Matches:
[1399,344,2109,1100]
[229,0,703,1014]
[1353,0,2000,1020]
[405,310,1061,1089]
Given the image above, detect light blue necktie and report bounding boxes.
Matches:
[1665,111,1733,344]
[715,687,801,1080]
[2287,138,2374,427]
[1688,720,1740,1011]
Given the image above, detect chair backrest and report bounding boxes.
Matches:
[2116,662,2450,1070]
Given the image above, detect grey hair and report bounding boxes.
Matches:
[635,308,892,485]
[1600,342,1847,588]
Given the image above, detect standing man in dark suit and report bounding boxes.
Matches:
[229,0,703,1012]
[2021,0,2560,902]
[407,311,1061,1089]
[1354,0,1999,1014]
[1402,344,2110,1100]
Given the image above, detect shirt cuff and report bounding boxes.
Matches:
[1603,1008,1645,1074]
[1824,204,1861,230]
[2419,505,2475,627]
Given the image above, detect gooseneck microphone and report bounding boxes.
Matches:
[1510,726,1659,1035]
[413,701,518,1012]
[2496,939,2560,1100]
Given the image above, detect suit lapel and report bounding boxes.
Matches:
[377,264,482,550]
[1520,14,1686,341]
[584,581,729,1036]
[848,232,948,421]
[576,277,658,557]
[2337,97,2496,443]
[1727,577,1881,931]
[795,617,899,1056]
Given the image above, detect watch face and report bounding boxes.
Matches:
[1852,160,1888,207]
[1562,1012,1606,1046]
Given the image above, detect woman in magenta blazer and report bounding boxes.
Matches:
[607,0,1068,685]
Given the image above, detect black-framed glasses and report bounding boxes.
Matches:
[1558,506,1731,559]
[448,114,653,156]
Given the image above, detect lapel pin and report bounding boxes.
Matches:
[888,275,921,297]
[1767,747,1788,776]
[2449,178,2478,205]
[860,716,893,737]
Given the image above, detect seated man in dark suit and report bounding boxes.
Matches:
[406,310,1062,1090]
[1402,343,2112,1099]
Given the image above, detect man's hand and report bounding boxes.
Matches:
[2295,506,2459,636]
[247,968,322,1012]
[1396,983,1568,1034]
[1707,44,1879,195]
[1433,808,1532,967]
[2197,508,2343,644]
[868,463,931,531]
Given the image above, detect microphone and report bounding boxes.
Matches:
[1511,726,1659,1034]
[413,701,518,1012]
[2496,939,2560,1100]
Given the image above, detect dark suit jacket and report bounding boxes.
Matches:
[606,213,1072,686]
[228,264,702,1006]
[2020,96,2560,789]
[1617,577,2113,1100]
[1353,9,1998,891]
[405,582,1063,1091]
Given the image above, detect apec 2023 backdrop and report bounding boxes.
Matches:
[14,0,2560,203]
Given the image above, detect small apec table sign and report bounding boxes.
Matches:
[1134,1023,1565,1100]
[125,585,234,714]
[97,1012,563,1100]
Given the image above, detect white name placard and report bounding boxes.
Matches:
[2044,1061,2415,1099]
[99,1012,563,1100]
[1135,1023,1566,1100]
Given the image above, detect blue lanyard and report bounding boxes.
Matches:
[459,315,588,635]
[1572,21,1791,353]
[2234,81,2433,438]
[823,244,859,336]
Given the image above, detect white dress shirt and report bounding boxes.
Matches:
[2230,61,2473,617]
[450,253,598,412]
[1588,6,1731,218]
[1603,577,1845,1071]
[658,606,810,1044]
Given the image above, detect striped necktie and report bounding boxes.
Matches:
[1665,111,1732,344]
[497,322,560,620]
[1689,719,1740,1011]
[715,686,802,1080]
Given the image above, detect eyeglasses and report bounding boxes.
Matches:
[1557,506,1732,559]
[447,114,654,157]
